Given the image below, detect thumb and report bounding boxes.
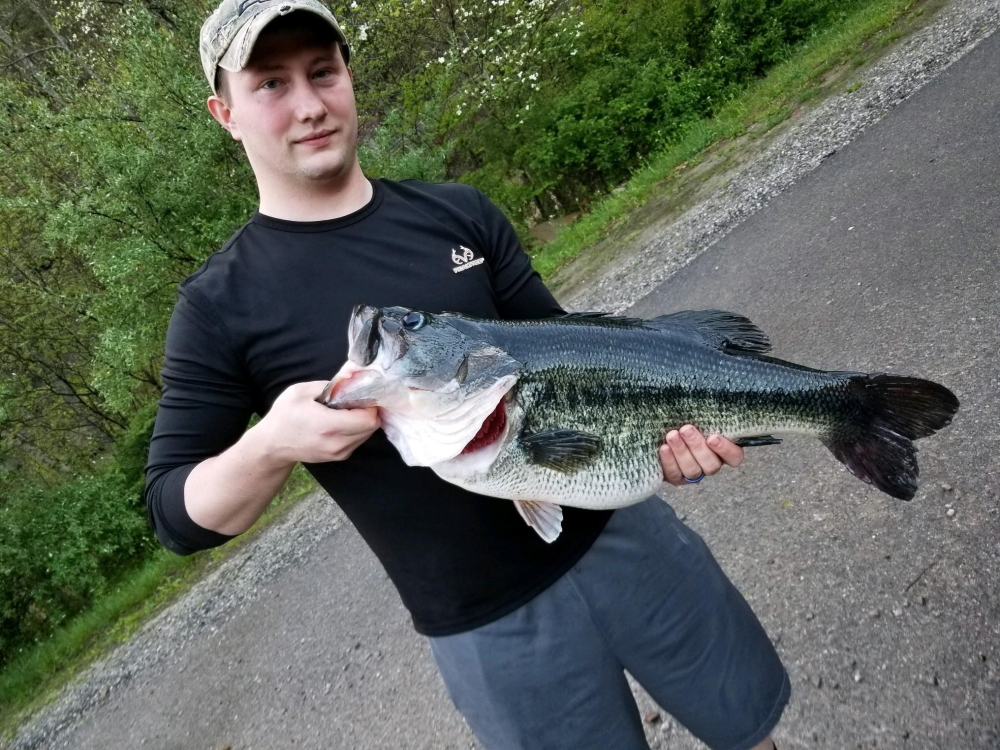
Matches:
[323,404,381,435]
[305,379,338,403]
[304,379,334,391]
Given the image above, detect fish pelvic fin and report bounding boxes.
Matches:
[649,310,772,353]
[521,428,602,474]
[514,500,563,543]
[823,374,959,500]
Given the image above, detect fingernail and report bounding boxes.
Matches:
[708,435,721,447]
[681,425,696,437]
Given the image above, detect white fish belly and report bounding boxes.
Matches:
[433,445,666,510]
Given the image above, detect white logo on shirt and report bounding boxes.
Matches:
[451,245,485,273]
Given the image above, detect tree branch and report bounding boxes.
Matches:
[0,44,58,69]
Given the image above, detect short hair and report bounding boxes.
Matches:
[215,67,231,104]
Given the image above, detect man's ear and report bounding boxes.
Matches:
[207,95,243,142]
[347,66,354,82]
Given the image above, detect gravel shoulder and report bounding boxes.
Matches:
[8,1,1000,748]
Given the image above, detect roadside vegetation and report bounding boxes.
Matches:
[0,463,313,735]
[0,0,941,736]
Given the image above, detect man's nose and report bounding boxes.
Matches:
[292,79,328,120]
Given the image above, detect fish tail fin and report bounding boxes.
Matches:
[823,374,959,500]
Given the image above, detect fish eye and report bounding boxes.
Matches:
[402,312,426,330]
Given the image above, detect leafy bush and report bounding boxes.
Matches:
[113,401,159,497]
[446,0,875,220]
[358,110,449,183]
[0,399,158,664]
[0,468,154,664]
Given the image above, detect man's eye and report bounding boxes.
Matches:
[314,69,333,79]
[261,80,279,90]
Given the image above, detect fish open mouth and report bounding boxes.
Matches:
[461,398,507,454]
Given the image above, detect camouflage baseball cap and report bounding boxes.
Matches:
[199,0,350,95]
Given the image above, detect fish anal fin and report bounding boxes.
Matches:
[649,310,772,353]
[521,429,602,473]
[733,435,783,447]
[514,500,563,543]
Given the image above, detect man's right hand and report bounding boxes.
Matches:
[256,380,381,466]
[184,380,379,536]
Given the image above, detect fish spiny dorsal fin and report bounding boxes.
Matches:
[648,310,772,353]
[556,312,648,328]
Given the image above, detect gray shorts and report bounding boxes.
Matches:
[428,497,790,750]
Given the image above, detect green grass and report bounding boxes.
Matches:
[531,0,939,282]
[0,465,318,742]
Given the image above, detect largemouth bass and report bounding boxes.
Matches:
[318,305,959,542]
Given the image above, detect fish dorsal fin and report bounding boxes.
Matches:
[514,500,563,543]
[521,428,602,473]
[556,310,771,352]
[648,309,772,353]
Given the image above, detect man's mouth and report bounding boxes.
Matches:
[296,129,335,146]
[461,399,507,454]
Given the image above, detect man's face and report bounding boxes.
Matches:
[210,21,358,187]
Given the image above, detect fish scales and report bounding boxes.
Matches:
[443,319,854,509]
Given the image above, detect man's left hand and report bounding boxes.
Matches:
[659,425,744,486]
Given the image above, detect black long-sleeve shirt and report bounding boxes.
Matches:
[145,178,612,636]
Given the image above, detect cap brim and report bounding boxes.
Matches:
[218,5,348,73]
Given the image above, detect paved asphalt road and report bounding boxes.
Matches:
[49,24,999,750]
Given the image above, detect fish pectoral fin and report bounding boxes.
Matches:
[733,435,783,447]
[649,310,772,353]
[514,500,563,543]
[521,429,602,474]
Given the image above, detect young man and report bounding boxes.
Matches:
[145,1,790,748]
